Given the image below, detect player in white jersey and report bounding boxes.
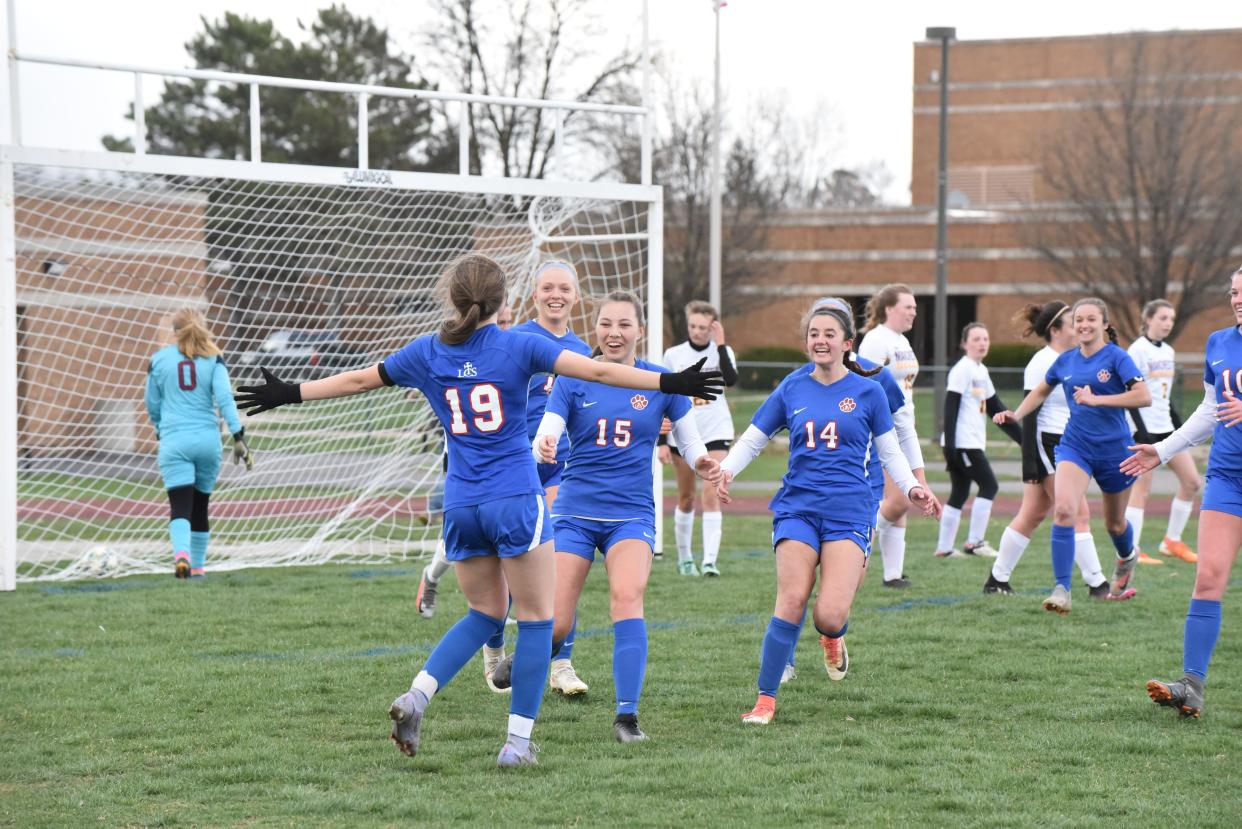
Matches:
[1124,299,1200,564]
[935,324,1021,557]
[857,284,929,586]
[659,300,738,576]
[985,302,1109,596]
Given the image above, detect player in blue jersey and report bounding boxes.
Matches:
[776,297,938,686]
[994,297,1150,615]
[509,261,594,695]
[235,254,722,767]
[1123,266,1242,718]
[144,308,252,579]
[536,291,718,741]
[715,300,937,725]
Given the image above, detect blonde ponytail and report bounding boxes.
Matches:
[171,308,221,359]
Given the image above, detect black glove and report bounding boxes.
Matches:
[236,367,303,416]
[659,357,725,401]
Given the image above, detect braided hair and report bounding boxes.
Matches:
[1071,297,1118,345]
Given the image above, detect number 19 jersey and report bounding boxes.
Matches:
[751,370,894,520]
[382,325,563,511]
[1203,326,1242,478]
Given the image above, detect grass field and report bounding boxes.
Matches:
[3,514,1240,828]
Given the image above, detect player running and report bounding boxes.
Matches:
[1125,299,1200,564]
[716,300,937,725]
[144,308,252,579]
[659,301,737,577]
[234,254,722,766]
[994,298,1150,615]
[935,323,1021,557]
[985,302,1109,596]
[533,291,718,742]
[858,284,928,586]
[1123,267,1242,719]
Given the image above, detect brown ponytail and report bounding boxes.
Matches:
[862,283,914,334]
[1013,300,1068,342]
[171,308,221,359]
[1105,325,1119,345]
[438,254,508,345]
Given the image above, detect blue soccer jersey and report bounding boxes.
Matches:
[751,369,895,519]
[145,345,243,438]
[1045,343,1144,448]
[382,325,564,511]
[1203,326,1242,479]
[548,358,692,523]
[513,320,592,445]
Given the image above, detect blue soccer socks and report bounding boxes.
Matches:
[612,618,647,716]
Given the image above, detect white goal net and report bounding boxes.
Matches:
[10,167,656,582]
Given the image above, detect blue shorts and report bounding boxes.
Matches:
[538,460,565,488]
[553,515,656,561]
[444,492,553,561]
[158,431,223,493]
[1055,438,1136,494]
[1202,474,1242,519]
[773,513,873,558]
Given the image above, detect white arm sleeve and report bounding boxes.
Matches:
[720,424,771,478]
[670,410,708,469]
[532,411,567,462]
[1156,382,1217,464]
[875,429,920,496]
[892,405,925,470]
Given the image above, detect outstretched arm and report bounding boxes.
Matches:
[553,351,724,401]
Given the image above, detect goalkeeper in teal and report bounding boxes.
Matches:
[144,308,252,578]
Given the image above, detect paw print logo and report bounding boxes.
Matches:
[1096,369,1112,383]
[630,394,649,411]
[838,397,857,413]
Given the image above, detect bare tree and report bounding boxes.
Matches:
[1025,35,1242,339]
[424,0,639,179]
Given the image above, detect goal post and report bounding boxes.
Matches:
[0,52,662,587]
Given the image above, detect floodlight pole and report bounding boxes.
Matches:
[708,0,723,312]
[927,26,955,438]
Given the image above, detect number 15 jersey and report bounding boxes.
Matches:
[1203,326,1242,478]
[382,325,563,511]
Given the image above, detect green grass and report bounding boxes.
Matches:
[3,515,1239,828]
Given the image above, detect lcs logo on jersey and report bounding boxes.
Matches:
[1096,369,1111,382]
[630,394,649,411]
[838,397,857,413]
[458,362,478,378]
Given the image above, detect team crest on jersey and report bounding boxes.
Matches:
[458,362,478,378]
[838,397,857,413]
[1096,369,1111,382]
[630,394,649,410]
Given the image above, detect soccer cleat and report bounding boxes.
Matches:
[741,695,776,724]
[1089,580,1136,601]
[415,569,438,618]
[678,561,700,576]
[1158,538,1198,563]
[549,659,588,696]
[963,540,998,558]
[653,549,664,561]
[701,562,721,577]
[483,645,510,694]
[1111,551,1139,596]
[174,553,190,579]
[1137,551,1165,566]
[613,714,649,743]
[1087,581,1111,600]
[388,692,423,757]
[1146,675,1204,718]
[189,568,205,579]
[883,575,912,589]
[496,740,539,768]
[982,573,1015,595]
[934,548,964,558]
[779,664,797,685]
[1042,584,1072,615]
[489,655,514,691]
[820,635,848,681]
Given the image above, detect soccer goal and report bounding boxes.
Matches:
[0,41,663,588]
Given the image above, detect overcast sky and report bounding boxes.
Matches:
[5,0,1238,203]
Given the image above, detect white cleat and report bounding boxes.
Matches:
[549,658,588,696]
[483,645,510,694]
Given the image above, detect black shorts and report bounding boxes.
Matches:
[1022,432,1062,484]
[1144,430,1174,444]
[669,439,732,458]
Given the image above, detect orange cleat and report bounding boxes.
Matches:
[1158,538,1198,563]
[741,695,776,724]
[1136,551,1164,566]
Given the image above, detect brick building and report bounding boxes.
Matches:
[725,27,1242,364]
